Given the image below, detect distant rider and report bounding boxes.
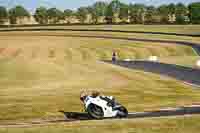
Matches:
[112,51,117,62]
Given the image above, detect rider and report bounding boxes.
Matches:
[80,90,115,106]
[112,51,117,62]
[80,90,100,102]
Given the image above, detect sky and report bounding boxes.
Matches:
[0,0,199,13]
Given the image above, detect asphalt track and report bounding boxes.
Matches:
[0,29,200,127]
[62,106,200,120]
[104,60,200,87]
[1,105,200,128]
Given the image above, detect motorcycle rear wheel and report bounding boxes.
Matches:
[87,104,104,119]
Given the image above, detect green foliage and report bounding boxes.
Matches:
[129,4,145,24]
[105,0,121,23]
[63,9,74,24]
[1,1,200,25]
[34,7,48,24]
[90,1,107,24]
[110,0,121,13]
[9,5,30,24]
[76,7,88,23]
[157,5,170,24]
[145,6,157,24]
[189,2,200,24]
[64,9,73,17]
[47,8,64,24]
[119,3,129,22]
[0,6,8,24]
[176,15,187,24]
[168,3,176,15]
[105,4,113,23]
[175,3,188,24]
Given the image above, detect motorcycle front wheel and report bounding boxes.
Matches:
[116,106,128,118]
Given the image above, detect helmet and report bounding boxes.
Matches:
[91,91,100,98]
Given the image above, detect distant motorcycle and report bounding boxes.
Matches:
[81,94,128,119]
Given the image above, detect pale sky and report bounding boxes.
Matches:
[0,0,199,12]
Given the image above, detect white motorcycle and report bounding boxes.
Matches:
[81,95,128,119]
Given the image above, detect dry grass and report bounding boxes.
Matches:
[1,25,200,44]
[159,56,200,68]
[0,33,199,123]
[0,26,199,132]
[1,115,200,133]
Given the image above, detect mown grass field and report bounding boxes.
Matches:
[1,115,200,133]
[2,25,200,35]
[159,56,200,68]
[0,27,200,132]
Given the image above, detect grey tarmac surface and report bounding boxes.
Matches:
[104,60,200,87]
[1,106,200,128]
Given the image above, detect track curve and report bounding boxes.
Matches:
[0,30,200,127]
[0,32,200,55]
[104,60,200,87]
[0,31,200,86]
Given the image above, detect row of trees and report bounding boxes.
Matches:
[0,0,200,25]
[0,6,29,24]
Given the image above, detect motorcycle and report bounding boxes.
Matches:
[81,95,128,119]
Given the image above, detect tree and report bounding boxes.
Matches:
[64,9,73,17]
[105,0,121,23]
[157,5,169,23]
[166,3,176,23]
[90,1,107,24]
[0,6,8,24]
[63,9,73,23]
[76,7,88,23]
[105,4,113,23]
[168,3,176,15]
[47,8,64,24]
[119,3,129,22]
[9,5,30,24]
[188,2,200,24]
[86,6,94,23]
[34,7,48,24]
[175,3,188,24]
[129,4,145,24]
[145,6,157,24]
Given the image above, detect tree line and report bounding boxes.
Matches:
[0,0,200,25]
